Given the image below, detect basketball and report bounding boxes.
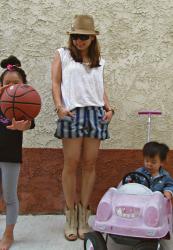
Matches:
[0,83,41,121]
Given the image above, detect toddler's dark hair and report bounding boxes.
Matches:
[143,141,169,161]
[0,55,27,84]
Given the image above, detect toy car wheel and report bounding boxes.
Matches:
[84,231,107,250]
[135,240,162,250]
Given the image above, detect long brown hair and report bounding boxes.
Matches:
[68,36,101,68]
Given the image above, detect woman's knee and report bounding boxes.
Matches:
[63,158,80,174]
[82,160,96,172]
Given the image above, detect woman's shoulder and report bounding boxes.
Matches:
[56,47,71,61]
[99,57,105,66]
[56,47,70,56]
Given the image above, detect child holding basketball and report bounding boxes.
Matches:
[0,55,35,250]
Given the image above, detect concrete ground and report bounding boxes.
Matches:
[0,215,172,250]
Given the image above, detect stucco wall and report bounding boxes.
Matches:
[1,0,173,149]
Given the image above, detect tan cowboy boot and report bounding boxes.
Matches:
[64,205,78,241]
[78,203,91,240]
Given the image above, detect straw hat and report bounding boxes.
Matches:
[67,15,99,35]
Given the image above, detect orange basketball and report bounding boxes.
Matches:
[0,83,41,121]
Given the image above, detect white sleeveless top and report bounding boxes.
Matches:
[57,48,105,111]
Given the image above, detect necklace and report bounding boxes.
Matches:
[82,61,90,66]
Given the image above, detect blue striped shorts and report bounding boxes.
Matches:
[54,106,110,140]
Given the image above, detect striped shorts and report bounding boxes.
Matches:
[54,106,110,140]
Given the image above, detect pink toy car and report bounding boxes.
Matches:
[84,172,172,250]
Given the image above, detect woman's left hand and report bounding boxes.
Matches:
[6,118,31,131]
[102,110,113,123]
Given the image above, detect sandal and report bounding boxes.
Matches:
[78,202,91,240]
[64,205,78,241]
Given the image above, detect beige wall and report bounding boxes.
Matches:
[1,0,173,149]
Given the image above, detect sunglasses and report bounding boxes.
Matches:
[70,34,90,41]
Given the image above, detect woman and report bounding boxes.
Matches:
[51,15,114,241]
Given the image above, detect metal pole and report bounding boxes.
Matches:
[138,111,161,143]
[147,114,151,142]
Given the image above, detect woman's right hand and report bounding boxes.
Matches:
[57,106,74,119]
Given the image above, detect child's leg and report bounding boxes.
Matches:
[0,162,20,250]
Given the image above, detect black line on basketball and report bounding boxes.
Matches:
[0,100,41,105]
[5,88,36,98]
[4,106,33,120]
[12,84,21,119]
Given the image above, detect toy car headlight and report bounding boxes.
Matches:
[96,201,112,221]
[143,206,159,227]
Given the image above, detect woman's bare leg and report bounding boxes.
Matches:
[62,138,83,240]
[62,138,83,209]
[78,138,100,239]
[80,138,101,208]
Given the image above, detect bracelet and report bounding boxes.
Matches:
[107,108,115,115]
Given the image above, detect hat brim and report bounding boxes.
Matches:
[67,29,99,35]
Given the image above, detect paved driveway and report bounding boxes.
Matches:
[0,215,172,250]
